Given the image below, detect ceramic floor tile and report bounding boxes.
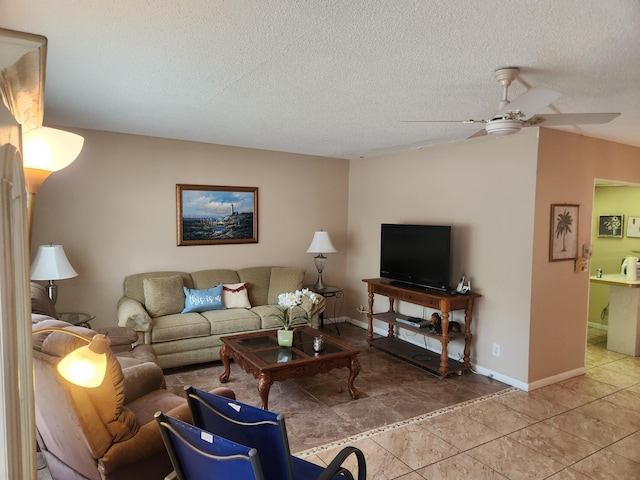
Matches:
[508,422,600,466]
[467,436,565,479]
[586,365,640,388]
[545,467,600,480]
[416,453,509,480]
[318,437,412,480]
[493,390,568,421]
[458,399,536,435]
[606,431,640,463]
[418,411,502,451]
[575,398,640,430]
[531,383,596,409]
[545,409,634,447]
[370,423,459,470]
[558,375,620,398]
[571,450,640,480]
[603,388,640,414]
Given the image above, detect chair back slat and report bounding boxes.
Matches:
[155,412,265,480]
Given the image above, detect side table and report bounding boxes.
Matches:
[57,312,96,328]
[304,285,343,332]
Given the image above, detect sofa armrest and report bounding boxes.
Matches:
[117,297,153,334]
[301,294,326,327]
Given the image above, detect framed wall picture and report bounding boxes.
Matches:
[597,215,623,238]
[176,184,258,246]
[549,204,579,262]
[627,216,640,238]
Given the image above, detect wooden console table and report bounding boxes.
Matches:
[363,278,480,378]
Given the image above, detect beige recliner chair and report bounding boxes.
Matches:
[31,282,233,480]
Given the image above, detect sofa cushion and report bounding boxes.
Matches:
[223,283,251,308]
[143,275,185,317]
[182,284,225,313]
[201,308,261,334]
[191,269,240,289]
[251,304,308,329]
[150,312,211,343]
[237,267,273,306]
[267,267,305,304]
[124,271,193,304]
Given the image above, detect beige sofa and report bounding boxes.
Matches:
[117,266,325,369]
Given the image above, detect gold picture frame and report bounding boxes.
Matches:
[176,184,258,246]
[549,204,579,262]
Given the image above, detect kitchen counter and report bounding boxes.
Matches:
[590,274,640,355]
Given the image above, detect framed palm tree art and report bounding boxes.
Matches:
[550,204,579,262]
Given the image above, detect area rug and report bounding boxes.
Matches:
[295,387,518,457]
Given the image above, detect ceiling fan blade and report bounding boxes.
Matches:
[400,119,486,124]
[524,112,620,127]
[496,88,562,119]
[467,128,488,139]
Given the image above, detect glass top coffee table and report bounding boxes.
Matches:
[219,326,360,409]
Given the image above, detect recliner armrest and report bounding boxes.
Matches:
[96,326,139,353]
[120,361,167,405]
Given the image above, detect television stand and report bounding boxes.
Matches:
[362,278,480,378]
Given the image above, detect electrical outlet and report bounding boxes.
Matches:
[492,343,500,357]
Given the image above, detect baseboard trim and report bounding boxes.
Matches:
[588,322,608,331]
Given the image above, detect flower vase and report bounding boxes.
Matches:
[277,328,294,347]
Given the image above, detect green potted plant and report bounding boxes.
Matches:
[269,289,321,346]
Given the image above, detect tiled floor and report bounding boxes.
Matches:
[163,324,640,479]
[38,324,640,479]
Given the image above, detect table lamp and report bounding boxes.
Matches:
[30,244,78,304]
[32,328,109,388]
[306,231,337,290]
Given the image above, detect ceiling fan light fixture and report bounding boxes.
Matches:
[485,118,522,136]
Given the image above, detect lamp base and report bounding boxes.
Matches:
[45,281,58,305]
[313,273,327,291]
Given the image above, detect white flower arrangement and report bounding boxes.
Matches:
[270,288,321,330]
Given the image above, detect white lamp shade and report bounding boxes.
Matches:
[306,231,337,254]
[30,244,78,280]
[23,127,84,172]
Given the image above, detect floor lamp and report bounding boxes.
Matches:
[22,126,84,242]
[33,328,109,388]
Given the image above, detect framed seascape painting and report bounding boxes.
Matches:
[549,204,579,262]
[597,214,623,238]
[176,184,258,246]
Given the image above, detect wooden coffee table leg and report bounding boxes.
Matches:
[219,344,231,383]
[347,355,361,399]
[257,372,272,410]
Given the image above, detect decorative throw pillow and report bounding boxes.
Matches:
[143,275,185,317]
[182,284,225,313]
[223,283,251,309]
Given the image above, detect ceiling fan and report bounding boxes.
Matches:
[403,67,620,139]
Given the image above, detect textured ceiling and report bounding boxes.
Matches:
[1,0,639,159]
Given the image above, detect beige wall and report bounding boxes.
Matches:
[530,128,640,384]
[31,128,350,328]
[346,130,540,385]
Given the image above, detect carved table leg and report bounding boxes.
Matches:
[439,312,451,378]
[257,372,272,410]
[366,290,374,345]
[347,355,361,399]
[219,344,231,383]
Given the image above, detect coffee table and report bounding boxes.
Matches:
[219,326,360,409]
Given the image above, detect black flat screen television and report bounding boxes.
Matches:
[380,224,451,292]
